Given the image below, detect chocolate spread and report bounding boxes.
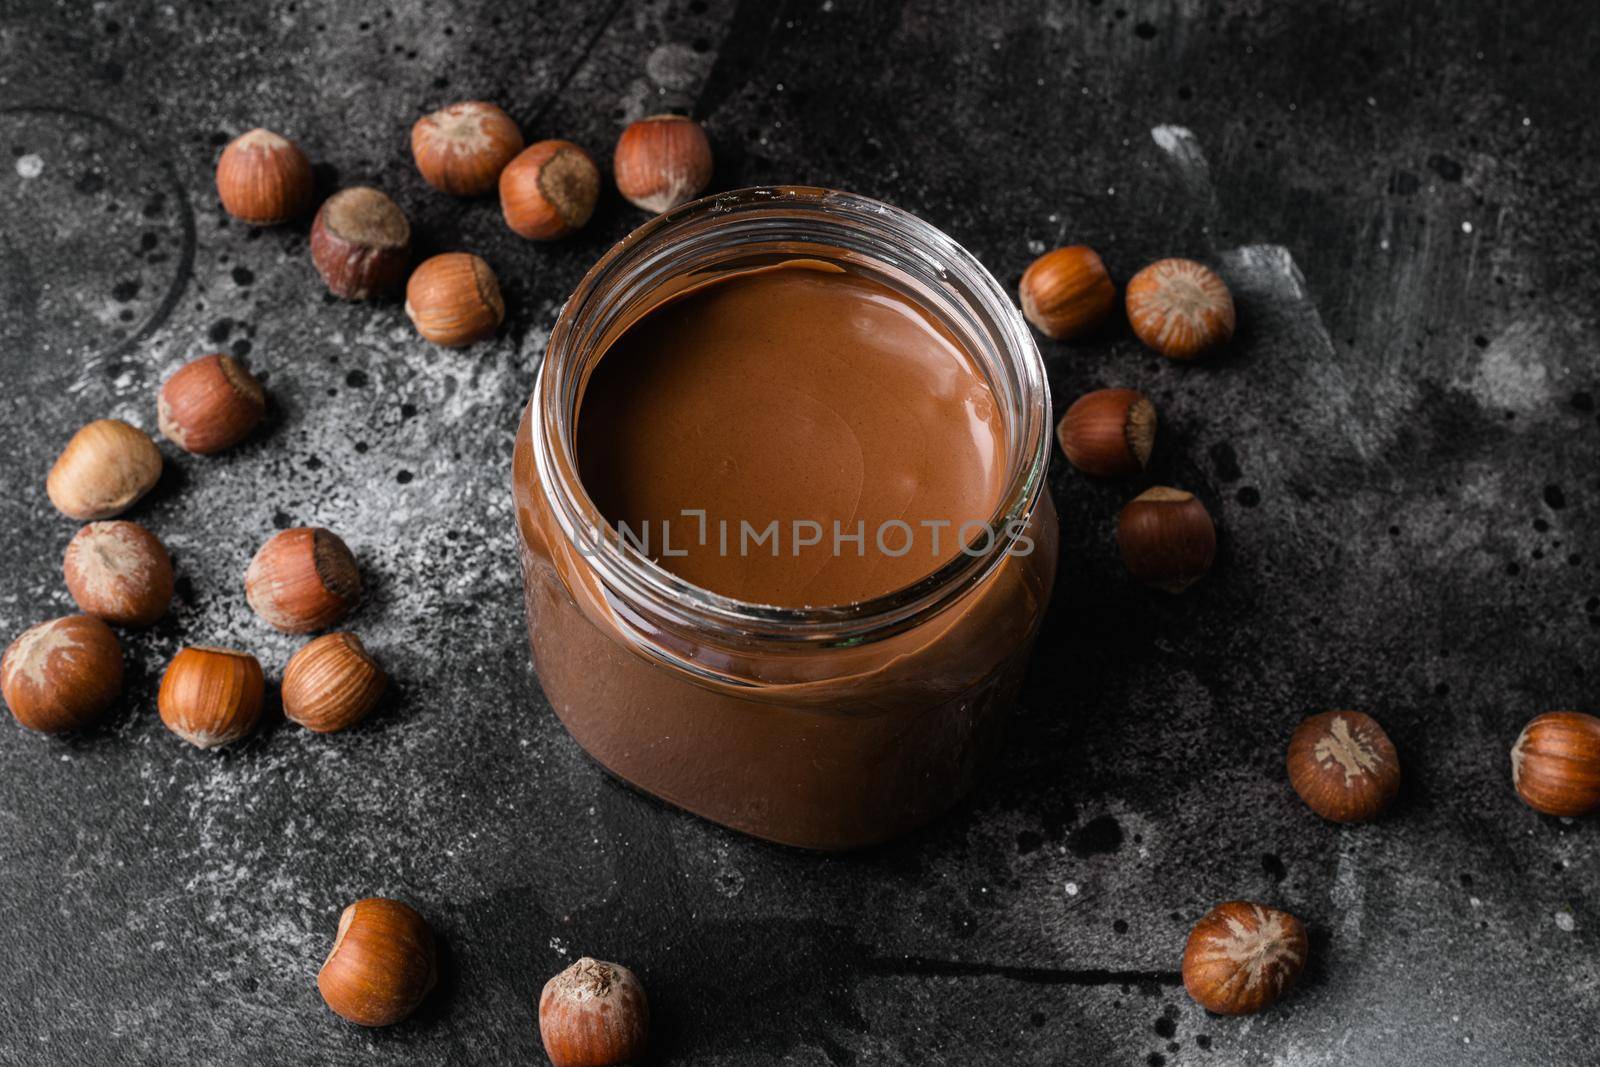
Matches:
[514,257,1057,850]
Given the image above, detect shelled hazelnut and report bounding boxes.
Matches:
[157,645,265,749]
[310,187,412,299]
[47,418,163,521]
[404,253,505,347]
[62,521,174,627]
[1018,245,1117,341]
[215,128,313,225]
[282,632,387,733]
[613,114,713,214]
[1183,901,1308,1015]
[500,139,600,240]
[1,615,123,734]
[318,897,437,1027]
[1125,258,1235,360]
[1116,487,1216,593]
[411,101,524,197]
[158,353,266,454]
[1056,388,1156,478]
[1287,710,1400,822]
[539,957,649,1067]
[1512,711,1600,817]
[245,527,362,634]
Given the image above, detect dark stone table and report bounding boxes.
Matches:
[2,1,1596,1063]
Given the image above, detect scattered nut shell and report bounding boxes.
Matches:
[1,615,123,734]
[1512,711,1600,817]
[411,101,524,197]
[157,645,265,749]
[244,526,362,634]
[158,353,267,454]
[499,139,600,240]
[215,128,313,225]
[1057,388,1156,478]
[1125,257,1236,360]
[310,187,412,299]
[1019,245,1117,340]
[539,957,649,1067]
[282,632,387,733]
[1287,710,1400,822]
[1116,487,1217,593]
[318,897,437,1027]
[47,419,163,521]
[63,520,174,627]
[1183,900,1308,1015]
[613,114,713,214]
[405,253,505,347]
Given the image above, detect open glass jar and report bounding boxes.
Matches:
[511,188,1057,850]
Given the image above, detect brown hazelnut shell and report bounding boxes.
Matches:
[244,527,362,634]
[282,632,387,733]
[158,353,266,454]
[499,140,599,240]
[411,101,523,197]
[318,898,437,1027]
[1057,388,1156,478]
[1116,487,1216,593]
[1287,710,1400,822]
[1512,711,1600,817]
[310,187,412,299]
[157,645,265,749]
[1,615,123,734]
[63,520,174,627]
[539,957,649,1067]
[613,114,713,214]
[1019,245,1117,340]
[47,419,163,521]
[216,128,313,225]
[404,253,505,347]
[1182,901,1308,1015]
[1125,257,1236,360]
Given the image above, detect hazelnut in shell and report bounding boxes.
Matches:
[216,128,313,225]
[310,187,412,300]
[158,353,266,454]
[1183,900,1308,1015]
[1287,710,1400,822]
[613,114,713,214]
[1125,257,1236,360]
[405,253,505,347]
[411,101,524,197]
[47,418,163,521]
[1019,245,1117,341]
[1116,487,1216,593]
[318,897,437,1027]
[1512,711,1600,817]
[157,645,265,749]
[282,632,387,733]
[1,615,123,734]
[499,139,600,240]
[63,520,174,627]
[1057,388,1156,478]
[539,957,649,1067]
[244,527,362,634]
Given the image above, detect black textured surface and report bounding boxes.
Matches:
[2,1,1598,1064]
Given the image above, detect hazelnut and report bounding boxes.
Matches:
[244,526,362,634]
[282,632,387,733]
[1511,711,1600,817]
[157,645,265,749]
[1182,900,1308,1015]
[411,101,524,197]
[1,615,122,734]
[539,957,649,1067]
[404,253,505,347]
[1116,487,1216,593]
[499,139,600,240]
[613,114,713,214]
[1019,245,1117,340]
[215,128,313,225]
[318,897,437,1027]
[63,520,174,627]
[158,353,267,454]
[1125,257,1236,360]
[1287,710,1400,822]
[1057,388,1156,478]
[310,187,412,299]
[47,418,163,521]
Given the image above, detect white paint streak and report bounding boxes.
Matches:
[1469,320,1554,413]
[1330,836,1365,942]
[15,153,43,178]
[1150,124,1210,182]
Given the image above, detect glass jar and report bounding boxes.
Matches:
[511,187,1057,850]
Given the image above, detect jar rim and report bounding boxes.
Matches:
[531,186,1051,646]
